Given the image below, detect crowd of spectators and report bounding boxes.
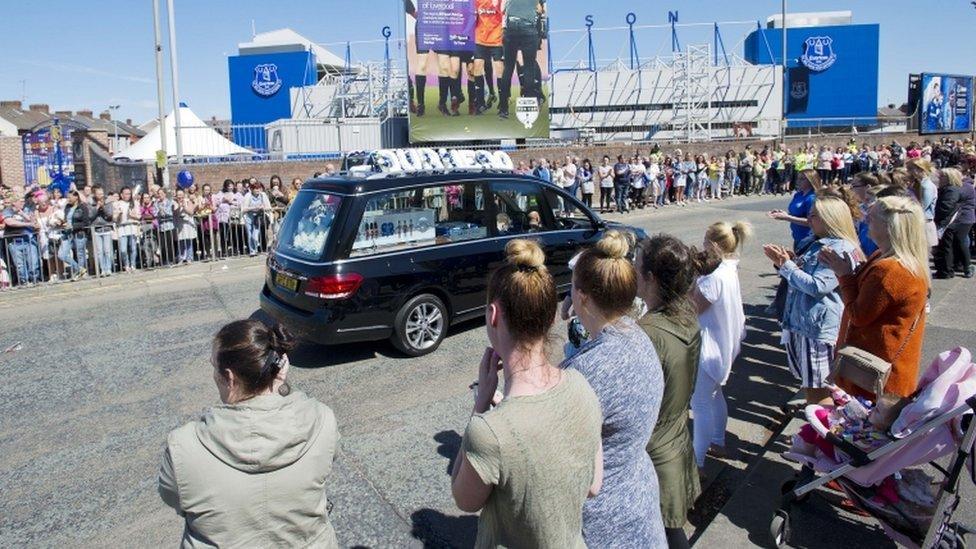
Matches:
[0,175,310,288]
[155,136,976,547]
[518,137,976,216]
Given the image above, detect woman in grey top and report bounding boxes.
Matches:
[562,231,667,547]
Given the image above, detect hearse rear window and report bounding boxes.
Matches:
[350,183,487,257]
[276,192,343,260]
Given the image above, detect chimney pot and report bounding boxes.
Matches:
[0,100,23,109]
[99,111,112,121]
[126,118,133,125]
[28,103,50,114]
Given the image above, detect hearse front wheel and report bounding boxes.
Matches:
[391,294,448,357]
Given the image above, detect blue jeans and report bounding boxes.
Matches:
[614,183,629,212]
[563,181,580,213]
[178,239,195,263]
[244,214,263,254]
[93,230,114,275]
[119,235,138,269]
[6,235,41,285]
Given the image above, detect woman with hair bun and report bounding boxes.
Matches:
[691,221,751,468]
[636,234,710,549]
[562,230,667,547]
[158,320,340,548]
[451,239,604,548]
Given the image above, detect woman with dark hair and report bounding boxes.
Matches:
[636,235,707,549]
[159,320,339,548]
[580,158,595,209]
[452,239,603,547]
[63,190,91,280]
[563,230,666,547]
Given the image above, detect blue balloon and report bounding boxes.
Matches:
[177,170,194,189]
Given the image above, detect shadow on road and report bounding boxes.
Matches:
[434,430,462,475]
[410,508,477,548]
[247,308,489,368]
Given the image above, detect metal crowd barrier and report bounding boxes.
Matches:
[0,207,286,291]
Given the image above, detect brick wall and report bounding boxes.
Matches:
[0,135,25,189]
[136,130,964,189]
[166,160,337,187]
[506,131,933,166]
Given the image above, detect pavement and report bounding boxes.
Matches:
[1,194,974,548]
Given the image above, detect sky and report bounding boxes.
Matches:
[1,0,974,124]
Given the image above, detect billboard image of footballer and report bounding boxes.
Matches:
[920,73,973,135]
[405,0,550,142]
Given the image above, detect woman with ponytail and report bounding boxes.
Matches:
[636,235,712,549]
[764,195,862,404]
[158,320,340,548]
[562,230,667,547]
[691,221,751,468]
[452,239,603,548]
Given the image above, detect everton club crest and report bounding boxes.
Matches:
[252,63,282,97]
[800,36,836,72]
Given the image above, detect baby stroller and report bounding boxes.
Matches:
[772,347,976,548]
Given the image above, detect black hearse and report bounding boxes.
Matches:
[261,157,645,356]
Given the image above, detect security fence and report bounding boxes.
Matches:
[0,207,286,290]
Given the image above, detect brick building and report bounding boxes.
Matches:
[0,100,145,190]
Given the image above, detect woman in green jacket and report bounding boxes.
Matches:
[636,235,711,549]
[158,320,340,548]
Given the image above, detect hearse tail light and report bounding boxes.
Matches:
[304,273,364,300]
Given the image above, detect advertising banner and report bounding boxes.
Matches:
[919,73,973,135]
[405,0,550,142]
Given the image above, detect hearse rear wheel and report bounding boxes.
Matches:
[392,294,448,357]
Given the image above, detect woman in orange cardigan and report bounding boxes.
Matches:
[820,196,931,399]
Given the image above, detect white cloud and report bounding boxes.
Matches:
[14,59,153,84]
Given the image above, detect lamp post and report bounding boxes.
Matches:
[108,104,120,154]
[781,0,788,147]
[166,0,184,164]
[152,0,169,186]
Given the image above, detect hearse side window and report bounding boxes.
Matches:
[350,183,488,257]
[490,181,554,235]
[276,192,343,260]
[542,186,595,228]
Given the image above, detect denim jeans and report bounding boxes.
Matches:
[178,239,195,263]
[119,235,138,269]
[563,181,580,213]
[93,230,114,275]
[613,183,629,212]
[6,235,41,285]
[244,214,263,254]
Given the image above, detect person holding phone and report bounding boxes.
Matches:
[451,239,603,548]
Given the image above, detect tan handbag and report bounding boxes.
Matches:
[827,307,923,399]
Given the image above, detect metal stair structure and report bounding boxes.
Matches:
[670,44,713,142]
[297,61,409,122]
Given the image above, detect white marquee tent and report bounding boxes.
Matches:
[114,106,252,161]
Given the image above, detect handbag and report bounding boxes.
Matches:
[827,304,923,399]
[936,208,960,240]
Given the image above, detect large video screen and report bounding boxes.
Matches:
[919,73,973,134]
[405,0,550,142]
